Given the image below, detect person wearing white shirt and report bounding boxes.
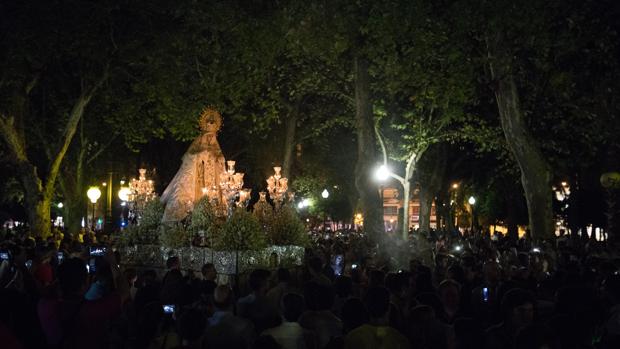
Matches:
[262,293,306,349]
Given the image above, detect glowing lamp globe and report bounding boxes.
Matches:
[321,189,330,199]
[87,187,102,204]
[374,165,390,181]
[468,196,476,205]
[118,187,131,202]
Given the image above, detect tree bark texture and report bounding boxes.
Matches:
[492,74,554,240]
[353,56,383,239]
[418,146,447,233]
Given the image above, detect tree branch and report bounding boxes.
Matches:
[86,133,119,165]
[43,69,109,198]
[374,119,388,165]
[0,115,28,162]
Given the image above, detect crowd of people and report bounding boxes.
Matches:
[1,227,620,349]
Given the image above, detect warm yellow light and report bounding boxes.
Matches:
[118,187,131,201]
[87,187,102,204]
[354,213,364,226]
[468,196,476,205]
[452,183,459,189]
[561,181,568,187]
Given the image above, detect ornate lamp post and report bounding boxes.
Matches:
[267,166,288,208]
[87,187,102,231]
[468,196,476,232]
[321,189,330,232]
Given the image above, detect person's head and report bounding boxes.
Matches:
[248,269,270,295]
[57,257,88,297]
[281,293,304,322]
[213,285,234,311]
[201,263,217,281]
[368,269,385,287]
[139,269,158,287]
[125,268,138,286]
[385,272,409,298]
[408,304,436,336]
[308,256,323,273]
[603,274,620,304]
[501,288,535,328]
[364,286,391,321]
[166,256,180,270]
[176,308,206,344]
[516,324,556,349]
[446,264,466,284]
[341,297,369,333]
[483,260,501,284]
[334,276,352,298]
[276,268,290,284]
[454,317,484,349]
[315,283,335,311]
[438,279,461,311]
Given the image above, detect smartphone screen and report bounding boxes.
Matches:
[88,258,97,273]
[482,287,489,302]
[25,260,33,269]
[332,254,344,276]
[57,252,64,264]
[89,246,106,257]
[163,304,175,314]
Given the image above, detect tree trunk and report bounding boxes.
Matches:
[353,56,383,240]
[19,162,52,237]
[418,187,433,233]
[60,121,88,236]
[402,179,411,239]
[418,145,447,233]
[282,106,298,179]
[493,75,553,240]
[505,197,519,241]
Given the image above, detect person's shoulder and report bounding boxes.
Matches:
[346,324,371,336]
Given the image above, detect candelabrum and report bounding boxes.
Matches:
[267,166,288,208]
[219,161,250,216]
[128,169,156,221]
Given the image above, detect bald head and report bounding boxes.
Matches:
[213,285,233,310]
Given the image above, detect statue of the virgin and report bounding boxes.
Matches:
[160,107,226,222]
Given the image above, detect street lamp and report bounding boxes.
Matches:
[321,189,330,232]
[468,196,476,205]
[468,196,476,232]
[118,187,131,202]
[57,202,64,209]
[374,165,390,181]
[87,186,102,231]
